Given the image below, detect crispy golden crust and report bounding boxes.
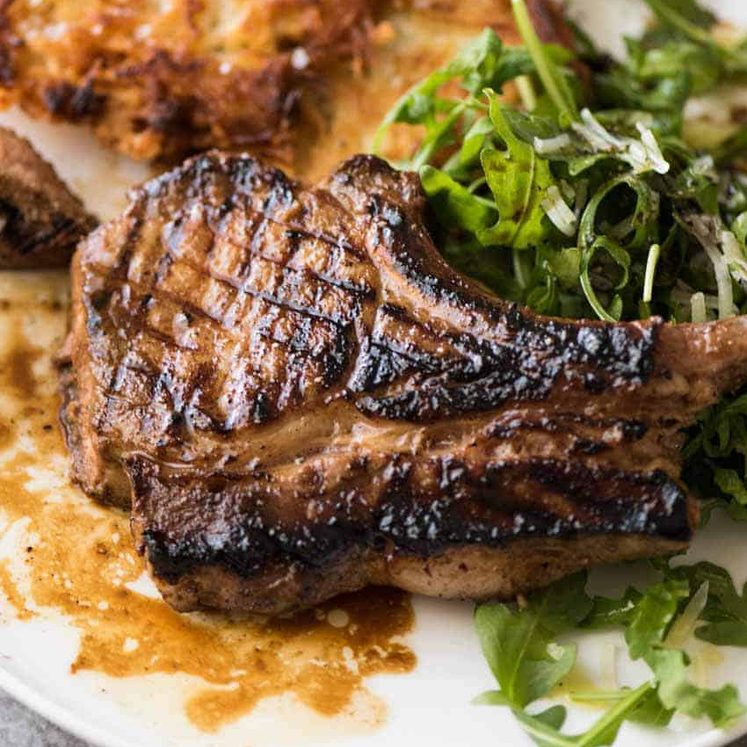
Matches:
[0,0,372,162]
[0,0,536,169]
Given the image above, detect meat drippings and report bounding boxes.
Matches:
[0,271,415,736]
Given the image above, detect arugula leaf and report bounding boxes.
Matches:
[583,587,643,629]
[475,602,576,708]
[476,565,747,746]
[683,389,747,519]
[665,562,747,646]
[477,93,557,249]
[473,689,510,706]
[624,578,689,658]
[374,27,546,170]
[420,166,496,234]
[529,571,595,633]
[596,576,742,726]
[646,648,745,726]
[624,689,675,727]
[587,569,746,727]
[515,683,655,747]
[641,0,747,80]
[569,687,674,728]
[513,705,572,747]
[632,40,721,95]
[511,0,579,121]
[474,573,591,707]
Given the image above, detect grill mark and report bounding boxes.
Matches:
[255,321,352,381]
[204,219,374,296]
[134,452,690,583]
[143,155,366,261]
[485,413,648,441]
[150,271,347,330]
[150,250,362,330]
[351,321,658,421]
[246,252,374,297]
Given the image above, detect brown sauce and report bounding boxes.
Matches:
[1,338,41,399]
[0,421,13,452]
[0,563,32,621]
[0,274,416,735]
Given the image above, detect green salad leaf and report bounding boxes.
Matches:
[475,567,747,745]
[624,578,689,657]
[683,390,747,520]
[477,92,558,249]
[646,648,744,726]
[513,684,654,747]
[474,573,591,708]
[664,561,747,646]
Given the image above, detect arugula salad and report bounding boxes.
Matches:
[375,0,747,743]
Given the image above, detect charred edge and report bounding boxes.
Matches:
[138,456,691,583]
[486,414,648,443]
[140,151,297,210]
[367,327,655,421]
[0,199,87,260]
[43,80,105,120]
[350,311,659,421]
[336,159,660,420]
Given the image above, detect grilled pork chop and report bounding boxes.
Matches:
[60,152,747,615]
[0,126,95,268]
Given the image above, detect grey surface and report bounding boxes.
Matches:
[1,687,747,747]
[0,692,86,746]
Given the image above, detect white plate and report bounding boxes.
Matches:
[1,2,747,746]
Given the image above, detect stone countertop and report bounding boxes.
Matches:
[0,692,86,746]
[2,689,747,747]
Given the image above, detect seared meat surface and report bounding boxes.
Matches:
[0,126,95,268]
[60,152,747,615]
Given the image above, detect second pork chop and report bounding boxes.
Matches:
[60,152,747,615]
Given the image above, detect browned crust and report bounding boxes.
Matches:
[146,534,691,615]
[0,0,373,163]
[0,1,574,169]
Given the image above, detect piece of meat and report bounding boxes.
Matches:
[0,126,96,268]
[59,152,747,615]
[0,0,565,172]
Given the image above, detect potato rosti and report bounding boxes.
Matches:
[0,0,567,173]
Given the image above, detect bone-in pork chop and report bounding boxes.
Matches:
[59,152,747,615]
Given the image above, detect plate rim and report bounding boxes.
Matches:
[0,666,128,747]
[1,655,747,747]
[2,1,747,744]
